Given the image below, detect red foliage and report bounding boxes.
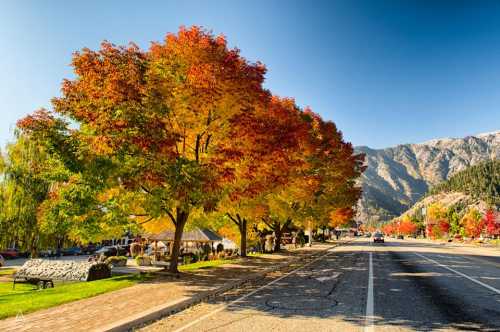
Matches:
[398,219,418,235]
[485,210,500,237]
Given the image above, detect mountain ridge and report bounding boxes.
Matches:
[355,131,500,223]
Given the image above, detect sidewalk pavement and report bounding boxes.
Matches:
[403,237,500,257]
[0,242,341,332]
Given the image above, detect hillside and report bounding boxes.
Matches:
[429,159,499,207]
[355,131,500,223]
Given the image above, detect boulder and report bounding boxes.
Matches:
[16,259,111,282]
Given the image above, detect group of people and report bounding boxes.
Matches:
[251,230,307,254]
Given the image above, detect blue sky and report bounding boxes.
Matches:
[1,0,500,149]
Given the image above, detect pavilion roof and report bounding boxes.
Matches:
[146,228,222,242]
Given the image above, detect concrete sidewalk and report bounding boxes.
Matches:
[403,237,500,256]
[0,242,340,332]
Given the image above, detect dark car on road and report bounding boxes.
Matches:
[397,235,404,240]
[373,232,384,243]
[61,247,83,256]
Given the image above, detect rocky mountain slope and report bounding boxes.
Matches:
[355,131,500,223]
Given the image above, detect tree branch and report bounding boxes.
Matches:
[226,212,240,226]
[165,209,177,226]
[138,216,154,225]
[261,217,274,230]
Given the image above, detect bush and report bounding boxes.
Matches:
[182,255,192,265]
[135,255,152,266]
[105,256,127,267]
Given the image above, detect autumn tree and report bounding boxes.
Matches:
[295,112,365,239]
[47,26,268,272]
[258,108,364,251]
[329,207,354,229]
[426,202,449,239]
[462,208,484,239]
[398,215,418,236]
[484,209,500,238]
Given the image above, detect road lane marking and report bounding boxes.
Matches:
[364,252,375,332]
[172,245,341,332]
[415,253,500,295]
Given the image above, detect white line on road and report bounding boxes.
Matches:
[364,252,375,332]
[172,246,340,332]
[415,252,500,295]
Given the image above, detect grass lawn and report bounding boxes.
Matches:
[179,259,236,271]
[0,268,16,276]
[0,274,148,319]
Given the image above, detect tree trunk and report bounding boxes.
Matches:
[239,218,247,257]
[227,213,248,258]
[273,222,282,253]
[169,208,189,273]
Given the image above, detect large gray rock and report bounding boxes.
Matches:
[16,259,111,281]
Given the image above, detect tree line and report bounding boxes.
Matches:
[0,26,365,272]
[429,159,499,207]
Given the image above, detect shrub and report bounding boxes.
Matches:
[105,256,127,267]
[183,255,192,265]
[135,255,152,266]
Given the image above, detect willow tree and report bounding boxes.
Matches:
[0,131,71,255]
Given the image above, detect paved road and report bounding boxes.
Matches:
[140,238,500,332]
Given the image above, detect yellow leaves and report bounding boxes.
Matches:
[141,216,174,234]
[90,135,114,156]
[427,202,447,222]
[97,187,120,202]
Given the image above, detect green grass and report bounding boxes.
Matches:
[488,239,500,247]
[179,259,235,271]
[247,252,264,257]
[0,268,16,276]
[0,274,148,319]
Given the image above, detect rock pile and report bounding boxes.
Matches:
[16,259,111,282]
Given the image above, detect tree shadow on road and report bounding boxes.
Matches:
[164,241,500,331]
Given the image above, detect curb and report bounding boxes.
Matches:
[100,241,345,332]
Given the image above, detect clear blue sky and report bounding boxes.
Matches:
[1,0,500,149]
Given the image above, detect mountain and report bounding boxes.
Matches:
[355,131,500,223]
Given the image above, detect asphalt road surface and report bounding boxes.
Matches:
[139,238,500,332]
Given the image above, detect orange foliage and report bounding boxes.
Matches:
[329,208,354,228]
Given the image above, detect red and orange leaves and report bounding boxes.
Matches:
[329,207,354,228]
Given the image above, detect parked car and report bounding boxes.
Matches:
[40,248,56,257]
[397,235,404,240]
[0,248,19,259]
[82,244,99,255]
[373,232,384,243]
[95,245,128,257]
[0,254,5,267]
[61,247,82,256]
